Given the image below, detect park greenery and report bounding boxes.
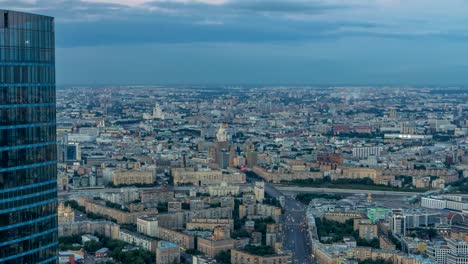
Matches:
[407,228,438,240]
[295,193,343,204]
[64,200,118,222]
[105,201,129,212]
[215,251,231,264]
[59,234,153,264]
[231,229,251,239]
[64,200,85,212]
[233,199,242,229]
[243,245,275,256]
[359,258,392,264]
[315,218,380,249]
[452,178,468,194]
[263,192,282,207]
[157,202,169,213]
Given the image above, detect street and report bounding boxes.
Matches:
[265,184,312,264]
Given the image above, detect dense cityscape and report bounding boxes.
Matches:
[54,86,467,264]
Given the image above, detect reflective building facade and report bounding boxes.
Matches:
[0,10,57,263]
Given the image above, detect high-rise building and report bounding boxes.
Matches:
[391,210,406,236]
[214,123,229,167]
[0,10,57,263]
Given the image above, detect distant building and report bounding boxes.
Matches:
[186,218,234,231]
[421,196,468,212]
[214,124,230,168]
[156,241,180,264]
[58,203,75,224]
[112,169,155,186]
[246,149,258,168]
[137,216,159,237]
[208,182,240,196]
[95,247,110,258]
[230,249,292,264]
[171,168,245,186]
[392,210,406,236]
[197,226,236,257]
[352,146,383,158]
[254,181,265,202]
[427,238,468,264]
[192,255,217,264]
[353,218,378,240]
[140,189,174,208]
[81,234,99,244]
[119,229,157,252]
[447,239,468,264]
[156,227,196,250]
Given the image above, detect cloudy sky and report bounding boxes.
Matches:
[2,0,468,86]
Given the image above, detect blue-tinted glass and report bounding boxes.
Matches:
[0,10,57,264]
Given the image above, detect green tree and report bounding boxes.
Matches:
[84,240,103,253]
[243,245,275,256]
[215,251,231,264]
[360,258,392,264]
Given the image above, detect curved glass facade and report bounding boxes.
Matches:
[0,10,57,263]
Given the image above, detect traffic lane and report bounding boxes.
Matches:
[283,196,312,263]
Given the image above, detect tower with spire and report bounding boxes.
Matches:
[214,123,230,168]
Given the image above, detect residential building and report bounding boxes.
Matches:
[112,169,155,186]
[230,249,292,264]
[156,227,195,249]
[118,229,158,252]
[137,216,159,237]
[156,241,180,264]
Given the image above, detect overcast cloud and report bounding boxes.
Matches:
[1,0,467,86]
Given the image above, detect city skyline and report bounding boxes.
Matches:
[1,0,468,86]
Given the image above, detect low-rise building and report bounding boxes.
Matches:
[156,227,195,250]
[58,220,120,240]
[119,229,158,252]
[421,196,467,212]
[353,219,378,241]
[140,189,174,208]
[172,168,245,186]
[230,249,292,264]
[186,218,234,231]
[80,198,157,224]
[197,227,236,258]
[112,169,155,186]
[58,203,75,224]
[323,212,363,223]
[207,182,240,197]
[239,203,282,223]
[156,241,180,264]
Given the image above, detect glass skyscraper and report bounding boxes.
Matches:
[0,10,57,263]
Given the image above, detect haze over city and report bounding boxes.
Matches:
[2,0,468,85]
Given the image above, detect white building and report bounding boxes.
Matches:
[119,229,157,252]
[207,182,240,197]
[352,146,383,158]
[391,212,406,236]
[421,196,467,212]
[137,216,159,237]
[254,181,265,202]
[447,239,468,264]
[427,242,450,264]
